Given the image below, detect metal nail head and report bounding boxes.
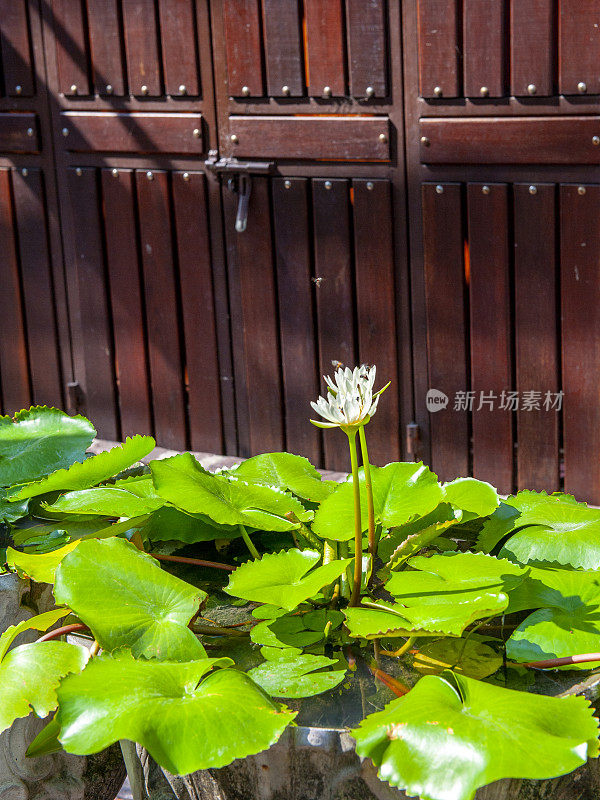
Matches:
[15,85,22,95]
[193,128,201,138]
[75,167,82,176]
[62,127,69,136]
[578,81,587,94]
[26,127,34,137]
[436,185,444,194]
[111,168,119,177]
[433,86,443,97]
[420,136,430,146]
[482,185,491,195]
[106,84,113,94]
[241,86,250,97]
[179,85,187,95]
[182,172,190,181]
[527,84,537,96]
[141,85,149,95]
[324,180,332,190]
[379,132,387,143]
[284,179,292,189]
[593,135,600,146]
[529,185,537,195]
[147,171,154,181]
[578,186,586,195]
[323,86,332,98]
[366,181,374,190]
[70,84,78,94]
[21,168,28,177]
[365,86,375,98]
[480,86,489,97]
[230,134,239,144]
[282,85,290,96]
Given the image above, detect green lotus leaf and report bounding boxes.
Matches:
[0,641,88,735]
[225,549,350,611]
[352,671,599,800]
[383,553,526,635]
[0,492,28,523]
[56,652,296,775]
[478,491,600,569]
[0,608,71,661]
[248,654,346,698]
[44,486,164,517]
[151,453,310,532]
[0,407,95,488]
[140,506,240,544]
[345,604,431,640]
[505,564,600,614]
[26,715,63,758]
[442,477,499,517]
[230,453,336,502]
[6,542,79,584]
[54,538,206,660]
[312,462,443,542]
[8,436,155,501]
[302,609,345,631]
[377,504,456,565]
[413,636,503,679]
[251,614,327,648]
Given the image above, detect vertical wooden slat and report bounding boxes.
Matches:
[353,179,399,465]
[172,171,223,454]
[463,0,505,98]
[224,178,284,455]
[0,0,34,97]
[346,0,387,98]
[313,178,354,471]
[559,0,600,96]
[417,0,459,98]
[422,183,469,480]
[223,0,263,96]
[12,169,63,409]
[101,169,152,438]
[510,0,554,97]
[514,183,559,491]
[158,0,200,97]
[467,183,512,493]
[50,0,90,96]
[122,0,162,96]
[135,170,186,449]
[305,0,346,97]
[560,184,600,503]
[262,0,304,97]
[0,169,30,412]
[272,177,321,464]
[67,168,118,438]
[86,0,125,95]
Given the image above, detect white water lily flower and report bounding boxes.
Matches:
[310,365,389,429]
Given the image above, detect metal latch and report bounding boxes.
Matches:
[204,151,275,233]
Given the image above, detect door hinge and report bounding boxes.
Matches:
[406,422,421,460]
[204,151,275,233]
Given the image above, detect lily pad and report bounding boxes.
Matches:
[45,486,164,517]
[8,436,155,500]
[231,453,336,502]
[56,651,296,775]
[151,453,310,532]
[248,654,346,698]
[413,637,503,679]
[351,670,599,800]
[312,462,443,542]
[54,537,206,660]
[225,549,350,611]
[442,477,499,518]
[6,542,79,584]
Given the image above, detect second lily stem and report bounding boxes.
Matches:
[359,425,376,561]
[239,525,261,560]
[347,429,363,607]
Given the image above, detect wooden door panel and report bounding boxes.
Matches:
[262,0,304,97]
[0,0,34,97]
[223,0,263,97]
[87,0,125,96]
[417,0,459,98]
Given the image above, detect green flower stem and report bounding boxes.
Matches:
[347,428,363,607]
[285,511,323,551]
[238,525,261,560]
[380,636,416,658]
[323,540,337,565]
[358,424,376,560]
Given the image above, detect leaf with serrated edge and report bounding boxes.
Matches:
[345,605,437,640]
[313,462,443,542]
[0,608,71,662]
[478,490,600,569]
[0,407,95,488]
[45,486,164,517]
[248,654,346,698]
[413,637,503,679]
[56,652,296,775]
[225,549,350,611]
[352,670,599,800]
[442,477,499,517]
[6,542,79,584]
[151,452,310,531]
[251,615,325,648]
[54,538,206,660]
[8,436,155,500]
[231,453,336,502]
